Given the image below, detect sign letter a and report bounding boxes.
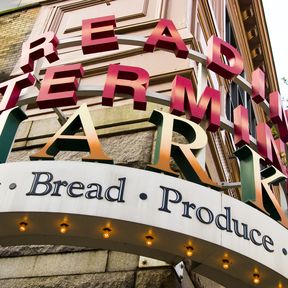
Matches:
[30,104,112,162]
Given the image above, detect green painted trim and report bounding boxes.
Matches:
[0,3,40,16]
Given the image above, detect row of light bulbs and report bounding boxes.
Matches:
[18,222,283,286]
[221,256,261,285]
[19,221,194,255]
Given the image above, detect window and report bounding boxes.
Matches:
[225,11,256,137]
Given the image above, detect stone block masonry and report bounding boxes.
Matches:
[0,7,40,82]
[0,248,181,288]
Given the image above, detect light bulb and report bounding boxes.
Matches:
[145,235,154,246]
[102,227,112,239]
[186,246,194,257]
[60,223,68,234]
[253,273,260,285]
[19,222,27,232]
[222,259,229,270]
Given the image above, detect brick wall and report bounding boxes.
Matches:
[0,7,40,82]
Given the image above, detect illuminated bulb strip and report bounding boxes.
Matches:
[60,223,68,234]
[102,227,112,239]
[222,259,229,270]
[145,235,154,246]
[253,273,260,284]
[186,246,194,257]
[19,222,27,232]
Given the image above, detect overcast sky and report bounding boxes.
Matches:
[262,0,288,104]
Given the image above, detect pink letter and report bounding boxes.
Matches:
[270,91,288,142]
[0,73,35,113]
[20,32,59,73]
[256,122,287,175]
[102,64,149,110]
[144,19,188,59]
[233,105,250,146]
[36,64,84,109]
[170,75,220,132]
[252,68,265,103]
[206,36,243,79]
[82,15,118,54]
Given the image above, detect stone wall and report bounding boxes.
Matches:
[0,248,181,288]
[0,7,40,82]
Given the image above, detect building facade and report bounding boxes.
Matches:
[0,0,286,287]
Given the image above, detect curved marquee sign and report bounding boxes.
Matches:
[0,14,287,287]
[0,161,286,287]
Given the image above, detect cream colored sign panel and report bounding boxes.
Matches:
[0,161,286,288]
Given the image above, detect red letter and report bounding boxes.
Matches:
[170,75,220,132]
[102,64,149,110]
[269,91,288,142]
[144,19,188,59]
[0,73,35,113]
[256,123,287,175]
[233,105,250,146]
[82,15,118,54]
[252,68,265,103]
[270,91,282,122]
[20,32,59,73]
[36,64,84,109]
[206,36,243,79]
